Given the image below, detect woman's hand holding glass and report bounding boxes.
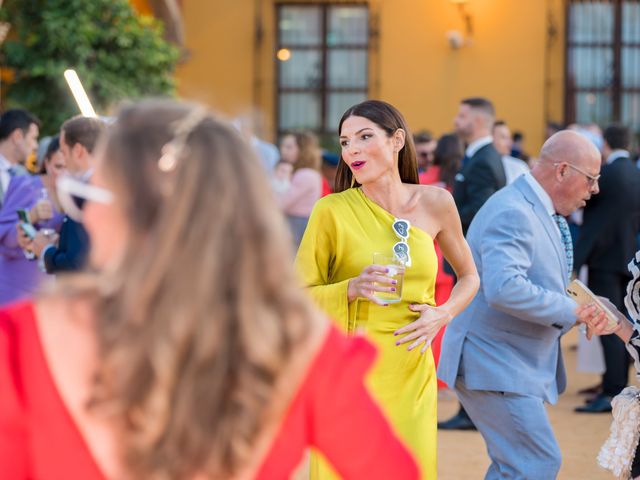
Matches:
[29,198,53,224]
[394,304,453,353]
[347,264,398,306]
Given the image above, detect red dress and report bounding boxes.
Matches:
[419,166,455,388]
[321,177,332,197]
[0,302,419,480]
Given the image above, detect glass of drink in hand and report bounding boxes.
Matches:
[33,188,53,222]
[372,253,405,304]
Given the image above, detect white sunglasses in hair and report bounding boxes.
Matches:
[57,175,114,222]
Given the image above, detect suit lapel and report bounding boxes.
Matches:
[514,178,567,283]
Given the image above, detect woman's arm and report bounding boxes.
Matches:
[295,200,351,330]
[0,177,36,257]
[296,200,396,333]
[275,169,320,214]
[395,189,479,352]
[433,190,480,317]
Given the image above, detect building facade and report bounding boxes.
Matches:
[133,0,640,152]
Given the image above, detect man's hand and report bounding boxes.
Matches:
[31,230,58,258]
[15,224,33,252]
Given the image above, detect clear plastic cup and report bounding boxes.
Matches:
[372,253,405,304]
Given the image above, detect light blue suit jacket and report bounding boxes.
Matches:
[438,175,577,404]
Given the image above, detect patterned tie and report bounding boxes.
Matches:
[553,214,573,278]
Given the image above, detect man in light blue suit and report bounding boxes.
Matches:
[438,131,602,479]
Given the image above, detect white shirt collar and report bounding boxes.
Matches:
[465,136,493,158]
[80,169,93,181]
[523,172,555,217]
[606,149,629,165]
[0,153,11,170]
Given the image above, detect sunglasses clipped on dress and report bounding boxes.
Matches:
[392,218,411,267]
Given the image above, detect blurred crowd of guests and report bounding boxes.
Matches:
[5,103,639,420]
[1,93,640,479]
[0,110,105,306]
[243,102,640,425]
[0,101,422,479]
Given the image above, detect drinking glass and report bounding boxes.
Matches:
[372,252,405,304]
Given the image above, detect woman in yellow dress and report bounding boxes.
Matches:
[296,100,479,479]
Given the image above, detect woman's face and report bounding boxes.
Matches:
[82,156,130,271]
[44,150,67,182]
[279,135,299,164]
[339,115,401,185]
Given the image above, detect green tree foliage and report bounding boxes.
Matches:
[1,0,179,134]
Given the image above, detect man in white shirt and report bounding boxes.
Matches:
[493,120,530,184]
[0,109,40,205]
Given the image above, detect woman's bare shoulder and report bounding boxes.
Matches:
[33,296,98,377]
[407,184,455,212]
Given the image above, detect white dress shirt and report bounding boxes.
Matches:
[465,136,494,158]
[0,153,12,201]
[522,172,561,240]
[502,155,530,184]
[606,149,629,165]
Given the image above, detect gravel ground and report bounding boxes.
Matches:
[293,328,624,479]
[438,327,622,480]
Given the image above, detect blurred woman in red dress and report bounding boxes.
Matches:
[0,100,419,480]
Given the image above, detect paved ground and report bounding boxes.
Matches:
[438,328,617,479]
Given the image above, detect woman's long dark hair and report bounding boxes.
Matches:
[434,133,464,189]
[334,100,419,192]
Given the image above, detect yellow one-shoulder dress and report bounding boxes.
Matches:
[296,187,438,480]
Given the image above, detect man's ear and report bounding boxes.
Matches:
[72,142,87,160]
[10,128,24,144]
[556,163,567,181]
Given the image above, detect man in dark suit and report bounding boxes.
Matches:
[30,116,105,272]
[439,97,507,430]
[452,97,507,234]
[574,124,640,413]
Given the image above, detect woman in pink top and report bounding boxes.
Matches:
[277,131,323,247]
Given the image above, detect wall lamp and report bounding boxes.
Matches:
[447,0,474,49]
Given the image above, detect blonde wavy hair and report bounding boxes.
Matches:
[69,100,325,478]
